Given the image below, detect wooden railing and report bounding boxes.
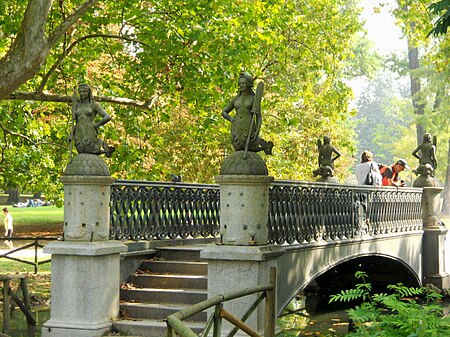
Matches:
[166,268,276,337]
[0,237,58,273]
[1,274,35,337]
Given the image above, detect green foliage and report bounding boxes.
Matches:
[353,70,414,167]
[329,272,450,337]
[0,0,367,190]
[428,0,450,36]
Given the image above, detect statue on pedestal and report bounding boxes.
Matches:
[222,72,273,157]
[220,72,273,175]
[412,133,437,177]
[412,133,440,187]
[313,136,341,180]
[69,83,115,158]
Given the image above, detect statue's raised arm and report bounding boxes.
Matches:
[71,83,115,158]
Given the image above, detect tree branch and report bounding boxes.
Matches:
[47,0,100,46]
[0,122,67,150]
[7,91,161,111]
[0,0,100,100]
[38,34,150,92]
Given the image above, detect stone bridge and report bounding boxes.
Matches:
[42,172,450,336]
[199,177,449,334]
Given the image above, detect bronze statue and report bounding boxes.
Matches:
[313,136,341,177]
[412,133,437,176]
[222,72,273,158]
[69,83,115,158]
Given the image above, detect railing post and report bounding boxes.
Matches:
[213,303,223,337]
[202,153,284,335]
[421,186,450,288]
[34,239,38,274]
[41,154,127,337]
[2,278,10,334]
[264,267,276,337]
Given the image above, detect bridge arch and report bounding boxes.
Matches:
[300,252,421,292]
[276,232,423,315]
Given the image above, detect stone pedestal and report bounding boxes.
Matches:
[61,175,114,241]
[201,171,279,335]
[216,175,273,245]
[421,187,450,288]
[42,154,127,337]
[200,245,283,335]
[41,241,126,337]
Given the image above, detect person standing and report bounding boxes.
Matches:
[3,207,13,249]
[380,159,409,187]
[355,150,382,186]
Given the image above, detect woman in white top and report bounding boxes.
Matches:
[3,207,13,249]
[355,150,382,186]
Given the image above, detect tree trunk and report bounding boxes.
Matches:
[441,138,450,215]
[0,0,100,100]
[6,186,20,204]
[407,42,425,145]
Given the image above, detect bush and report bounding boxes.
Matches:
[329,271,450,337]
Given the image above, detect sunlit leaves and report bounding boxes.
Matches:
[0,0,366,194]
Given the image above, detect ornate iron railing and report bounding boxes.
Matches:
[110,180,220,240]
[110,180,423,243]
[268,181,423,244]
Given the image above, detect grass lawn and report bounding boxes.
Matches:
[0,206,57,336]
[1,204,63,237]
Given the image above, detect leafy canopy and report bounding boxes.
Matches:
[0,0,367,203]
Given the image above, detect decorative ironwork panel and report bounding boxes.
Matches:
[110,180,220,241]
[110,179,422,244]
[366,188,422,235]
[268,182,423,245]
[268,182,356,244]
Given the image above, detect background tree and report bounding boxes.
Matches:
[354,70,413,166]
[390,0,450,212]
[0,0,368,204]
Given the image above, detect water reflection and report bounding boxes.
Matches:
[278,295,349,337]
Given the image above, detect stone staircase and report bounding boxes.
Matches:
[112,245,208,336]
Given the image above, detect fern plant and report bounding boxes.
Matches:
[328,271,450,337]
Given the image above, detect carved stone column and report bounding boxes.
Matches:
[201,151,283,336]
[42,154,126,337]
[421,186,450,289]
[217,175,273,245]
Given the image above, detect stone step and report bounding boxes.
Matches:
[112,318,205,336]
[140,260,208,276]
[117,245,210,334]
[157,245,207,262]
[121,302,207,322]
[120,287,207,305]
[130,273,207,289]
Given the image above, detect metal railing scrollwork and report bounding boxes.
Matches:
[110,180,220,241]
[268,181,423,244]
[110,179,423,244]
